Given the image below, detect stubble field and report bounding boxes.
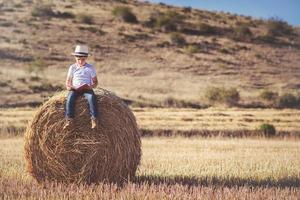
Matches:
[1,106,299,199]
[1,107,300,137]
[1,130,300,199]
[0,0,299,199]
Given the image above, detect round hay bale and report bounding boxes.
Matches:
[24,88,141,184]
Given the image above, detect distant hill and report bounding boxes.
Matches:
[0,0,299,107]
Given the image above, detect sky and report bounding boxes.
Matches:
[147,0,300,26]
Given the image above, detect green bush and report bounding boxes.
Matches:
[259,90,278,101]
[170,32,186,46]
[112,6,138,23]
[259,123,276,137]
[277,93,299,108]
[205,87,240,106]
[76,13,94,24]
[31,3,55,17]
[266,17,294,37]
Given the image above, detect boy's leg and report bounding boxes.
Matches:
[83,90,98,119]
[65,90,77,118]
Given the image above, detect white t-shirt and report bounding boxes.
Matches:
[67,63,97,88]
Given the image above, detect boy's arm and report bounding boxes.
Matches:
[66,77,73,90]
[90,76,98,89]
[66,66,74,90]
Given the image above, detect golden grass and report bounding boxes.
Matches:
[1,107,300,137]
[135,107,300,132]
[139,137,300,182]
[0,137,299,199]
[0,107,33,136]
[3,137,299,182]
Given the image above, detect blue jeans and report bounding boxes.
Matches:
[65,90,98,119]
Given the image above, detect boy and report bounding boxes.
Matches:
[64,44,98,129]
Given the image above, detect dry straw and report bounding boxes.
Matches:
[24,88,141,184]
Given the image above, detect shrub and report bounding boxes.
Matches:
[184,44,200,54]
[26,58,47,78]
[113,0,128,3]
[29,83,63,93]
[205,86,240,106]
[205,87,224,103]
[223,88,240,106]
[162,96,183,108]
[112,6,138,23]
[145,11,184,32]
[197,23,217,35]
[170,32,186,46]
[0,21,13,27]
[182,6,192,13]
[31,2,55,17]
[0,81,8,87]
[232,25,253,41]
[56,11,75,19]
[257,34,276,44]
[277,93,299,108]
[162,96,202,108]
[259,90,278,101]
[259,123,276,137]
[76,13,94,24]
[78,26,101,34]
[266,17,294,37]
[219,48,230,54]
[29,76,41,81]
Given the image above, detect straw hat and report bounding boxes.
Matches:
[71,45,89,57]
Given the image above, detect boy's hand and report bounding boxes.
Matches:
[87,85,93,90]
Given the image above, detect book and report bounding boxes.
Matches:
[73,83,90,91]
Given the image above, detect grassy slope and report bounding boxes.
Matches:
[1,137,299,199]
[0,0,299,106]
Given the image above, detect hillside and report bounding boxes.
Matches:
[0,0,299,107]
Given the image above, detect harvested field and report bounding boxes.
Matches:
[134,107,300,132]
[0,137,299,199]
[1,107,299,137]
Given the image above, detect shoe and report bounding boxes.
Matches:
[63,118,73,130]
[91,117,97,129]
